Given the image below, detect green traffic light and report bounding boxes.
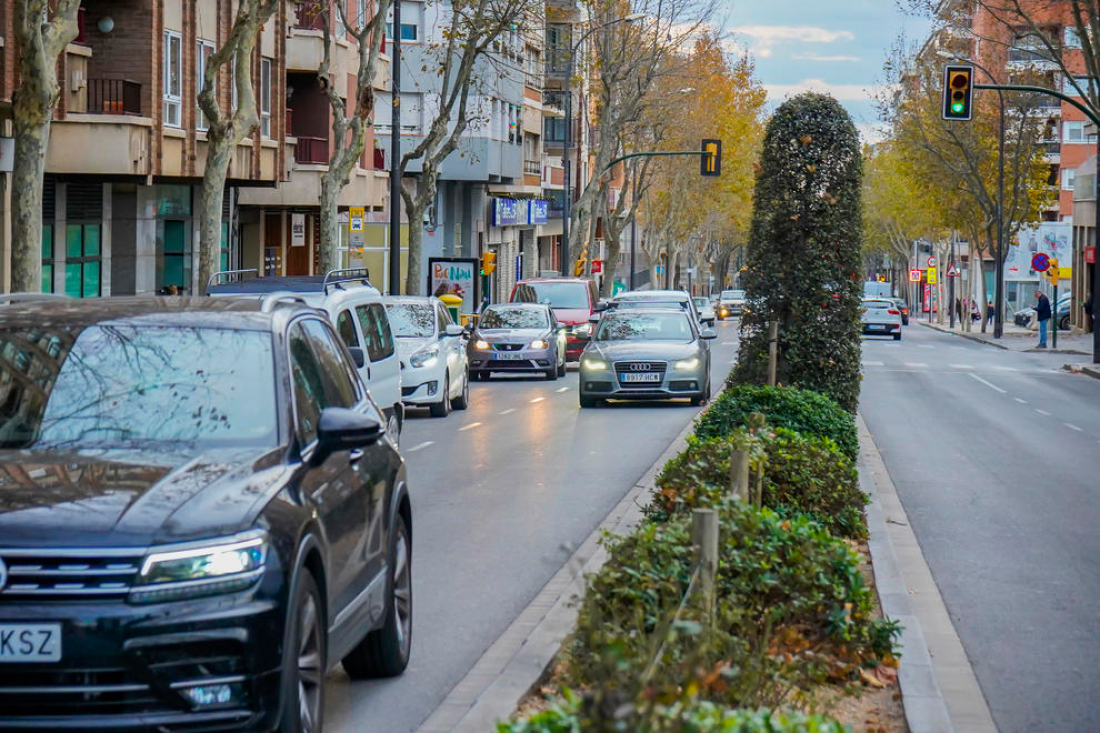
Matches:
[952,102,964,113]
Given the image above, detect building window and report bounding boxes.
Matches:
[1064,26,1082,49]
[1062,75,1091,96]
[1062,167,1076,190]
[64,224,101,298]
[374,92,422,133]
[260,58,272,137]
[196,40,215,131]
[355,0,366,32]
[1064,121,1085,143]
[386,22,418,41]
[158,220,191,292]
[163,30,183,127]
[42,226,54,293]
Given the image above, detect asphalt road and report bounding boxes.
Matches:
[860,322,1100,733]
[324,320,740,732]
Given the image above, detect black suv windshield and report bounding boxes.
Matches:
[513,282,589,309]
[0,326,277,450]
[596,312,694,342]
[480,308,549,329]
[386,303,436,337]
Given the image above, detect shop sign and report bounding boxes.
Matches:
[349,206,365,232]
[529,199,549,224]
[492,198,521,227]
[291,213,306,246]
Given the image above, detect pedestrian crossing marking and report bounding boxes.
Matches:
[949,364,974,369]
[905,362,928,368]
[862,361,885,366]
[993,366,1018,371]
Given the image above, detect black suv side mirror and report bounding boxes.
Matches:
[347,347,366,369]
[315,407,383,461]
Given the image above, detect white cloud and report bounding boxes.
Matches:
[730,26,856,44]
[855,122,888,144]
[791,53,861,63]
[764,78,878,102]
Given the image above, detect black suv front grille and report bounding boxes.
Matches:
[0,548,143,600]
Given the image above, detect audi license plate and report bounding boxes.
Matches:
[492,352,525,360]
[620,372,662,383]
[0,623,62,663]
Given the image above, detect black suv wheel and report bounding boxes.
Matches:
[280,570,325,733]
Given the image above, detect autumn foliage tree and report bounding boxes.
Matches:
[732,93,864,413]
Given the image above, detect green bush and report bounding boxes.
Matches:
[568,501,899,708]
[694,385,857,462]
[653,430,866,539]
[499,692,848,733]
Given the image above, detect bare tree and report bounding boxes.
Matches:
[10,0,82,292]
[196,0,281,292]
[399,0,537,295]
[311,0,392,272]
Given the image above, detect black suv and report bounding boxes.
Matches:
[0,296,412,731]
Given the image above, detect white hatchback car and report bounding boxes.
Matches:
[383,296,470,417]
[861,298,903,340]
[207,269,405,441]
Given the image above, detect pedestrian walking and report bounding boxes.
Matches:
[1083,292,1094,333]
[985,297,995,327]
[1035,290,1051,348]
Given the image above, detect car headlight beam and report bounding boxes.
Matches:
[529,339,547,350]
[474,339,490,350]
[674,357,700,371]
[410,344,440,368]
[130,531,268,604]
[581,357,607,371]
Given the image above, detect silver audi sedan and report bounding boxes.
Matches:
[578,308,715,407]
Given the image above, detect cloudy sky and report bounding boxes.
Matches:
[720,0,932,141]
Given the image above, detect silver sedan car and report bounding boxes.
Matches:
[578,308,715,407]
[468,303,568,380]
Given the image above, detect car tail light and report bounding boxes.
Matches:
[887,309,900,315]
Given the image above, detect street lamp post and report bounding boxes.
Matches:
[560,12,645,276]
[388,0,402,295]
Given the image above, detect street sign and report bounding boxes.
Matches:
[655,264,665,275]
[947,265,960,277]
[908,268,922,283]
[1086,246,1096,264]
[1031,252,1050,272]
[349,206,365,233]
[591,259,603,274]
[927,256,937,267]
[927,267,938,284]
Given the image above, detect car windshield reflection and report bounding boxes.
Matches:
[480,308,549,330]
[596,312,694,342]
[386,303,436,338]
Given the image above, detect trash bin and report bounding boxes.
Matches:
[438,294,463,324]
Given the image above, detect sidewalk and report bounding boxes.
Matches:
[918,318,1092,355]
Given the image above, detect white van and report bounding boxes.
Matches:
[207,269,405,443]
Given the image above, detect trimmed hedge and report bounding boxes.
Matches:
[499,691,848,732]
[568,501,900,708]
[653,429,867,539]
[694,385,857,462]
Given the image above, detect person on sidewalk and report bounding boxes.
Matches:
[1035,290,1052,348]
[986,297,995,327]
[1083,292,1094,333]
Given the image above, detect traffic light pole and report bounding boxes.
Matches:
[972,82,1100,363]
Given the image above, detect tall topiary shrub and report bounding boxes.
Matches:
[731,93,863,412]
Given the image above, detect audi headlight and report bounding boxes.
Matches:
[674,357,699,371]
[582,357,607,371]
[410,344,440,368]
[130,530,268,604]
[474,339,490,350]
[529,339,547,350]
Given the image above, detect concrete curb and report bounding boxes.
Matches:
[416,414,699,733]
[857,414,997,733]
[918,320,1090,354]
[1070,364,1100,381]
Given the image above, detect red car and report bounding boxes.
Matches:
[510,278,602,361]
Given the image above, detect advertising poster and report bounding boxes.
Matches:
[1005,223,1071,281]
[291,214,306,246]
[427,257,479,313]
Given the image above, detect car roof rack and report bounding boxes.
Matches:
[321,268,373,293]
[207,268,260,291]
[259,292,309,313]
[0,292,72,304]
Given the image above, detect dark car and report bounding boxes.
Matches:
[0,296,412,731]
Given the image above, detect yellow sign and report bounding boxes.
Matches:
[926,267,937,284]
[349,206,365,233]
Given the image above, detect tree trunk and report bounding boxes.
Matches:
[11,115,51,292]
[403,176,435,296]
[198,134,233,293]
[318,173,342,274]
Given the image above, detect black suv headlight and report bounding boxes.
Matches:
[129,529,269,604]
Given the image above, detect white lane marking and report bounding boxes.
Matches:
[993,366,1019,372]
[968,373,1006,393]
[499,408,516,415]
[863,361,885,366]
[458,422,482,432]
[530,397,545,403]
[905,362,928,368]
[1064,423,1083,432]
[1014,397,1028,404]
[556,387,569,393]
[1035,409,1051,416]
[918,344,934,349]
[406,441,434,453]
[949,364,974,369]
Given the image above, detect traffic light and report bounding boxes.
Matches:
[700,139,722,177]
[942,66,973,121]
[480,251,497,276]
[574,245,588,277]
[1047,257,1059,285]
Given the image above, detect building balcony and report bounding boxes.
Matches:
[85,79,142,115]
[295,136,329,165]
[295,3,327,31]
[524,159,541,176]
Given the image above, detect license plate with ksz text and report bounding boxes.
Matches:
[0,623,62,662]
[620,372,662,383]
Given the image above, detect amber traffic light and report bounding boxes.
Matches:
[700,139,721,177]
[942,66,973,121]
[480,251,497,276]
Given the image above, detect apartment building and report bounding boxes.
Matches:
[0,0,290,296]
[237,0,392,284]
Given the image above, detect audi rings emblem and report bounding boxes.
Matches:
[629,363,652,372]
